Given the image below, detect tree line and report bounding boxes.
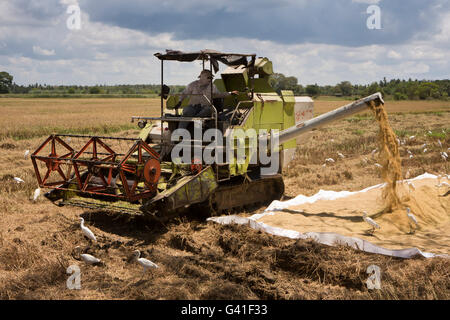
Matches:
[1,71,449,100]
[268,74,450,100]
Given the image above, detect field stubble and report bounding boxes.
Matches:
[0,98,449,299]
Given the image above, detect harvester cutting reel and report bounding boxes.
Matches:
[31,134,161,203]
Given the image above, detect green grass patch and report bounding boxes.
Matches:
[394,129,414,138]
[352,129,365,135]
[426,129,448,139]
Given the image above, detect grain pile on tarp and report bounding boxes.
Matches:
[208,173,449,258]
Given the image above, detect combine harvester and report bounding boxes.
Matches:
[31,49,384,222]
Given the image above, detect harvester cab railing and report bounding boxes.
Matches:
[151,49,257,144]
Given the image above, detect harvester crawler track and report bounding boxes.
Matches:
[144,175,285,223]
[211,175,284,214]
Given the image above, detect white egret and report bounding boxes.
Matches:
[423,148,427,153]
[407,150,412,155]
[33,188,41,201]
[81,254,101,265]
[24,150,30,160]
[406,207,418,234]
[79,217,96,242]
[407,181,416,192]
[325,158,335,163]
[420,143,427,149]
[133,250,159,275]
[337,152,345,159]
[428,130,432,134]
[437,139,442,148]
[371,149,377,156]
[362,211,380,234]
[405,169,411,180]
[75,246,101,265]
[13,177,24,183]
[409,135,415,140]
[409,154,414,159]
[374,163,382,168]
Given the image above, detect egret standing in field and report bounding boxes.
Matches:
[24,150,30,160]
[79,217,96,242]
[33,188,41,202]
[362,211,381,235]
[406,207,418,234]
[337,152,345,159]
[133,250,159,277]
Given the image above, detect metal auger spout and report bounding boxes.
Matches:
[273,92,384,144]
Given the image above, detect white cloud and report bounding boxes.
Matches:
[387,50,401,59]
[1,1,449,85]
[351,0,381,4]
[32,46,56,56]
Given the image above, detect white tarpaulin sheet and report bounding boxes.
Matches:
[207,173,449,259]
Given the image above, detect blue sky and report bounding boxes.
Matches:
[0,0,449,85]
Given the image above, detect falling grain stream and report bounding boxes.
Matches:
[368,101,403,213]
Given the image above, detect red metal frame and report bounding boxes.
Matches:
[31,135,161,202]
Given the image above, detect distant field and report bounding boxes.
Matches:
[315,99,450,115]
[0,98,160,140]
[0,97,449,140]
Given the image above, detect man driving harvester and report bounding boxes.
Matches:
[177,69,238,129]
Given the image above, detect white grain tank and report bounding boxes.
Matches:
[280,96,314,168]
